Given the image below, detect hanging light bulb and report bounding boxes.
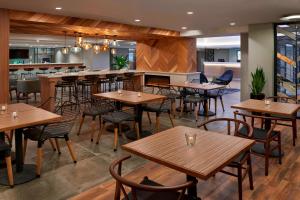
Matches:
[61,31,69,55]
[71,32,82,53]
[76,33,83,47]
[112,40,117,47]
[111,48,116,55]
[103,38,110,46]
[82,42,92,50]
[93,44,101,54]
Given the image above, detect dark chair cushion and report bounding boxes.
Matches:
[184,95,206,103]
[239,126,279,140]
[102,111,135,124]
[143,102,170,113]
[125,177,186,200]
[0,140,11,154]
[83,106,114,117]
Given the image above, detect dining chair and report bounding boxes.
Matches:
[212,69,233,86]
[110,155,193,200]
[266,96,298,146]
[96,104,139,151]
[16,79,40,103]
[77,98,115,142]
[234,110,290,176]
[197,117,254,200]
[0,139,14,187]
[22,102,78,177]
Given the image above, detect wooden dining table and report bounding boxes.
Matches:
[123,126,255,199]
[232,99,300,154]
[94,90,166,139]
[170,82,226,116]
[0,103,61,185]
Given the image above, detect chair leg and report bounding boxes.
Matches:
[214,97,217,114]
[171,100,176,118]
[278,134,282,164]
[65,135,77,163]
[96,121,105,144]
[36,144,43,177]
[180,101,184,118]
[90,118,96,142]
[247,154,254,190]
[55,139,61,154]
[155,113,160,133]
[135,122,141,140]
[238,165,243,200]
[77,114,85,136]
[114,126,119,151]
[5,156,14,187]
[147,112,152,124]
[265,143,270,176]
[209,98,211,110]
[194,103,199,122]
[220,96,225,112]
[48,138,56,151]
[23,138,28,163]
[292,119,297,146]
[168,111,175,127]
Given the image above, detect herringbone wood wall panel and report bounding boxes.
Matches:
[136,38,197,73]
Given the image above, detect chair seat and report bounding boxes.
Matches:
[83,106,114,117]
[143,102,170,113]
[239,126,279,140]
[184,95,206,103]
[165,93,181,100]
[102,111,135,124]
[125,177,186,200]
[23,124,70,141]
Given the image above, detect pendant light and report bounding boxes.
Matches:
[71,32,82,53]
[93,34,101,54]
[61,31,69,54]
[111,48,116,55]
[76,33,83,47]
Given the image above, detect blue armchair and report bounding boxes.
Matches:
[213,70,233,85]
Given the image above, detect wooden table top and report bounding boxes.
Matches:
[170,82,226,90]
[0,104,61,132]
[231,99,300,116]
[122,126,255,180]
[93,90,166,105]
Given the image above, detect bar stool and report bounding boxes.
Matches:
[105,74,117,92]
[38,67,49,74]
[123,72,135,91]
[67,66,75,72]
[81,75,99,102]
[78,66,86,71]
[55,76,79,107]
[9,68,19,79]
[54,67,62,72]
[21,68,34,79]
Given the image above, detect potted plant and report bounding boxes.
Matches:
[250,67,266,100]
[112,55,129,70]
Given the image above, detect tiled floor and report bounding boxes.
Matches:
[0,81,241,200]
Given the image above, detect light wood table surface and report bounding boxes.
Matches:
[94,90,166,139]
[170,82,226,116]
[123,126,254,199]
[231,99,300,116]
[0,103,61,185]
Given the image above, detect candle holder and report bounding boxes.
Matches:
[137,92,141,97]
[12,112,17,119]
[1,104,6,111]
[185,132,197,147]
[118,89,122,95]
[264,99,271,105]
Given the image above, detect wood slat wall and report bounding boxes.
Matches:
[136,38,197,73]
[0,9,9,104]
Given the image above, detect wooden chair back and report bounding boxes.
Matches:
[110,155,193,200]
[266,96,297,103]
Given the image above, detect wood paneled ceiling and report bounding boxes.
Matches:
[9,10,180,41]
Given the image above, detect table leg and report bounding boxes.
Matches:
[187,175,200,200]
[292,118,297,146]
[198,91,215,117]
[15,128,23,172]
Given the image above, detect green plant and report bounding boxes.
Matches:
[250,67,266,95]
[112,55,129,70]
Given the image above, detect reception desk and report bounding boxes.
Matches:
[38,70,144,111]
[203,62,240,79]
[10,63,84,70]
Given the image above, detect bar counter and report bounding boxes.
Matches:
[38,70,144,111]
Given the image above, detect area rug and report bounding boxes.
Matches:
[222,88,240,95]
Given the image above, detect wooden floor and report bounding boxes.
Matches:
[72,90,300,199]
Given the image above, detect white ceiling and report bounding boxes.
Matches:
[1,0,299,36]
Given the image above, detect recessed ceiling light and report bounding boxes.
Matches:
[187,11,194,15]
[55,7,62,10]
[134,19,141,22]
[229,22,236,26]
[280,14,300,21]
[181,27,187,30]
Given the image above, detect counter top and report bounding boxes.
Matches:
[143,71,201,75]
[38,70,144,79]
[203,62,240,68]
[10,63,83,66]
